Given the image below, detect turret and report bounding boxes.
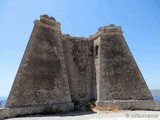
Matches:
[5,15,74,112]
[94,24,153,103]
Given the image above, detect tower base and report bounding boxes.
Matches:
[0,102,74,119]
[95,100,160,111]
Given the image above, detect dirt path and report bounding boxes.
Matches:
[6,110,160,120]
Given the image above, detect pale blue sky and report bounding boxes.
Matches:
[0,0,160,96]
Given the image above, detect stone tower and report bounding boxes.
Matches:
[94,25,153,105]
[6,15,74,110]
[5,15,158,118]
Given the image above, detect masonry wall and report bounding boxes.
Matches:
[5,15,154,116]
[96,26,153,101]
[62,36,96,103]
[6,16,73,108]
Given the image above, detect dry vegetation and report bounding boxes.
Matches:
[89,103,120,112]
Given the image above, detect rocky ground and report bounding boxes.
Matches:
[6,110,160,120]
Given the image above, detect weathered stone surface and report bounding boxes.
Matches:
[6,16,73,109]
[95,25,153,101]
[96,100,160,111]
[0,103,74,119]
[62,35,96,103]
[4,15,159,119]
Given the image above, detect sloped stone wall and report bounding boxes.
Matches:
[62,35,96,103]
[96,25,153,101]
[6,15,73,108]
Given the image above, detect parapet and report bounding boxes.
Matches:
[98,24,122,34]
[34,15,122,39]
[34,14,61,31]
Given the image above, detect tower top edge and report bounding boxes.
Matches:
[34,15,123,37]
[98,24,122,33]
[34,15,61,31]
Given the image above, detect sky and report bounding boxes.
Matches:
[0,0,160,97]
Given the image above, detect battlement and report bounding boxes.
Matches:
[34,15,122,38]
[34,14,61,31]
[98,24,122,34]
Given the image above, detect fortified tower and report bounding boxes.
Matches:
[2,15,159,119]
[6,15,74,110]
[94,24,153,105]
